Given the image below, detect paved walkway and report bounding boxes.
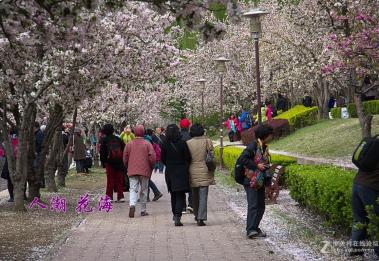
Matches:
[49,173,285,261]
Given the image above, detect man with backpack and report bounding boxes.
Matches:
[234,124,274,239]
[100,124,125,202]
[239,108,252,131]
[350,134,379,257]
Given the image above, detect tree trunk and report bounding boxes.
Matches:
[56,131,67,187]
[350,70,372,139]
[45,129,61,192]
[35,103,64,193]
[93,124,99,168]
[13,103,36,211]
[315,75,329,119]
[353,93,372,138]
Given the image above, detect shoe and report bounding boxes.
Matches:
[186,206,193,213]
[8,198,14,203]
[174,216,183,226]
[129,206,135,218]
[197,220,206,226]
[256,228,267,238]
[141,211,149,216]
[247,231,258,239]
[182,210,187,214]
[137,198,140,202]
[147,198,151,202]
[117,198,125,203]
[152,193,163,202]
[110,199,114,203]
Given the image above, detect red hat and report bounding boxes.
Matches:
[179,118,191,129]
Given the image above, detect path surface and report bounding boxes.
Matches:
[49,173,285,261]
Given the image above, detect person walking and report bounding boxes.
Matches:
[239,124,273,239]
[120,125,135,145]
[179,118,193,213]
[152,127,166,173]
[100,124,125,203]
[225,113,240,142]
[73,129,87,175]
[144,129,163,202]
[265,102,273,122]
[161,124,192,226]
[123,125,156,218]
[186,123,215,226]
[1,128,26,202]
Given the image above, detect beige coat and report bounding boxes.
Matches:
[186,136,215,187]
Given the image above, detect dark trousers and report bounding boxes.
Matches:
[7,179,13,200]
[148,179,161,198]
[192,186,209,221]
[105,165,124,201]
[244,186,266,235]
[75,159,85,173]
[351,182,379,255]
[171,191,185,217]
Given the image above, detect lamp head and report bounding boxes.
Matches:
[243,8,269,35]
[213,56,230,74]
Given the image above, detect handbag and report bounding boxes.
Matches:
[204,139,216,172]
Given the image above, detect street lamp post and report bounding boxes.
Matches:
[214,57,230,169]
[196,79,206,125]
[243,8,269,124]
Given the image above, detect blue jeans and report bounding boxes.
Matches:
[351,182,379,255]
[148,179,160,198]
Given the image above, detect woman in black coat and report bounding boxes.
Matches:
[161,124,192,226]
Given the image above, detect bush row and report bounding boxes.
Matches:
[214,146,297,171]
[330,99,379,119]
[274,105,319,130]
[286,164,356,229]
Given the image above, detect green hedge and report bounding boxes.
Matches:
[331,107,341,119]
[348,99,379,118]
[287,164,355,229]
[274,105,319,129]
[214,146,297,170]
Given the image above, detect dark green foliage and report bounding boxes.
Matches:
[286,164,355,229]
[347,100,379,118]
[331,107,341,119]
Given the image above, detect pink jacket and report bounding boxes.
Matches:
[123,137,156,178]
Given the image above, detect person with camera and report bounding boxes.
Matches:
[238,124,274,239]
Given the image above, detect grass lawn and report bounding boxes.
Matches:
[270,116,379,160]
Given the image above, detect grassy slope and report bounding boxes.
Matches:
[270,116,379,160]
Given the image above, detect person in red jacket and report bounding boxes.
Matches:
[123,125,156,218]
[100,124,125,203]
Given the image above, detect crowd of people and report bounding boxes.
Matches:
[0,113,377,254]
[98,119,215,226]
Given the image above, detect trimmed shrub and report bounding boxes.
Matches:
[274,105,319,130]
[331,107,341,119]
[347,99,379,118]
[214,146,297,171]
[286,164,355,229]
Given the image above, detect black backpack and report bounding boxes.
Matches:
[352,134,379,172]
[234,155,245,185]
[107,137,123,165]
